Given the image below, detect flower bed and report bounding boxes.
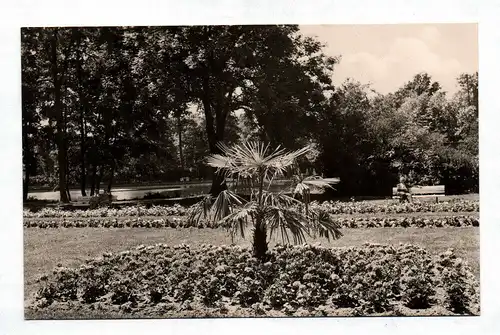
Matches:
[311,199,479,214]
[23,215,480,229]
[23,204,190,218]
[22,199,479,218]
[29,243,479,317]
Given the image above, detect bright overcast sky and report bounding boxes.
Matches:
[299,24,478,96]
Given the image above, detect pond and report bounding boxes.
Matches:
[27,181,291,201]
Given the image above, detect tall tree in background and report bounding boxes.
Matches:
[21,29,42,201]
[439,72,479,193]
[315,80,378,195]
[51,28,75,202]
[240,38,337,150]
[22,28,76,202]
[158,25,338,196]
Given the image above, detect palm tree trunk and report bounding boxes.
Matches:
[252,221,268,261]
[253,171,268,260]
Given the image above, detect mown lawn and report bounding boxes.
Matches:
[24,226,480,302]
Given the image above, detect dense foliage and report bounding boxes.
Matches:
[23,199,479,218]
[315,74,478,196]
[29,243,479,317]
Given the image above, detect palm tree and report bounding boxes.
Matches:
[290,174,340,215]
[188,141,343,261]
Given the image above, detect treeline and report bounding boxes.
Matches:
[21,25,478,202]
[315,73,478,196]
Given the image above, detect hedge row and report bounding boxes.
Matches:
[24,215,479,229]
[30,243,479,317]
[23,199,479,219]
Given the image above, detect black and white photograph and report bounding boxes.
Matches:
[21,23,480,319]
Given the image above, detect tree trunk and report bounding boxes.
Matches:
[95,166,103,194]
[76,32,87,197]
[177,114,184,172]
[23,169,29,202]
[210,171,227,196]
[107,164,115,193]
[50,29,70,203]
[79,128,87,196]
[252,222,268,261]
[200,70,231,197]
[66,184,72,202]
[22,124,30,202]
[90,164,97,196]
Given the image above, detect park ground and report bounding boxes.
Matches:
[24,226,479,303]
[23,193,480,313]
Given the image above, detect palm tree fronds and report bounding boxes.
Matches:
[188,190,247,227]
[308,209,343,241]
[219,201,258,239]
[219,201,257,226]
[212,190,247,222]
[265,206,308,245]
[187,194,213,225]
[210,141,311,179]
[262,191,302,207]
[292,175,340,195]
[303,177,338,190]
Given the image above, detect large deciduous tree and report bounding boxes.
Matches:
[158,25,338,196]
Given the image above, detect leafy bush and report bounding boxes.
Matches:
[23,215,479,229]
[30,243,479,316]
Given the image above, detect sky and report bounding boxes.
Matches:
[299,24,478,96]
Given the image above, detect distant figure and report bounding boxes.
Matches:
[396,177,412,203]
